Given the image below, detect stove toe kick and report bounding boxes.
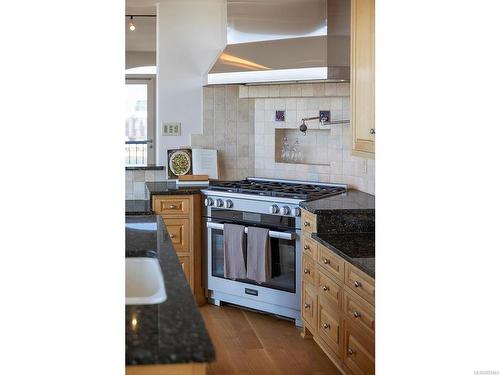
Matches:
[207,290,303,327]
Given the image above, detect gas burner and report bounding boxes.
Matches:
[206,178,347,201]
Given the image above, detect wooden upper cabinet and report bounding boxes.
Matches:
[351,0,375,157]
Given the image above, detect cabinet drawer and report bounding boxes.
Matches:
[302,283,317,330]
[345,263,375,305]
[344,289,375,336]
[153,196,191,216]
[178,255,191,287]
[317,270,342,310]
[317,300,341,355]
[302,253,316,285]
[318,245,344,282]
[302,236,318,261]
[301,210,317,234]
[162,217,190,253]
[343,320,375,375]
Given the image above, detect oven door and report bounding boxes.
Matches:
[207,221,297,293]
[206,209,299,305]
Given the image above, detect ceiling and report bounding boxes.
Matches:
[125,0,157,15]
[126,16,156,52]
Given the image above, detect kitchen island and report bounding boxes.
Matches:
[126,215,215,374]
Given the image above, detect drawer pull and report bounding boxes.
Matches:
[353,311,361,318]
[303,268,310,274]
[354,280,362,288]
[304,245,310,250]
[321,285,329,292]
[304,303,311,309]
[322,323,330,329]
[169,205,177,209]
[322,258,330,265]
[304,221,311,227]
[169,234,175,239]
[348,348,355,356]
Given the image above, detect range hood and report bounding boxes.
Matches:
[208,0,350,85]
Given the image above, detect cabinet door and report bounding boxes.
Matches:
[302,253,317,285]
[345,263,375,306]
[317,300,342,355]
[343,320,375,375]
[153,196,191,217]
[351,0,375,156]
[162,217,191,254]
[302,283,317,330]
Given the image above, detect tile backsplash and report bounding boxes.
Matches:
[125,169,167,200]
[191,82,374,195]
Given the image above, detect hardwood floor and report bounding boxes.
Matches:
[199,304,342,375]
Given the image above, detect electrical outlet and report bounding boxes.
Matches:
[162,122,181,136]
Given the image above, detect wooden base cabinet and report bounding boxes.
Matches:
[153,194,205,306]
[300,210,375,375]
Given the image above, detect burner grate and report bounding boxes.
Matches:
[207,179,346,201]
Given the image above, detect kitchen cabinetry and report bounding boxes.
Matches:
[301,210,375,375]
[351,0,375,157]
[153,194,204,306]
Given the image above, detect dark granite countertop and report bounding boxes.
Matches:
[300,189,375,213]
[126,200,152,215]
[300,189,375,233]
[312,232,375,278]
[126,165,165,171]
[126,215,215,365]
[145,181,204,196]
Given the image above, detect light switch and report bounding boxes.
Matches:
[162,122,181,136]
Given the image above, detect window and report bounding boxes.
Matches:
[125,76,155,166]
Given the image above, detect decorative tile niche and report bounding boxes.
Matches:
[275,128,330,166]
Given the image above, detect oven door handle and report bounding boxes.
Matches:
[206,222,296,241]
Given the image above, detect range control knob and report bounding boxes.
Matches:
[280,206,291,215]
[204,197,214,207]
[269,204,279,214]
[292,207,301,217]
[224,199,233,208]
[215,199,224,208]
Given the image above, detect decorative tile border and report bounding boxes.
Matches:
[239,82,350,99]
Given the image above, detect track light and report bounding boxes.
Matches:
[129,16,135,31]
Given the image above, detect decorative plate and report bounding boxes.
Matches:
[169,150,191,176]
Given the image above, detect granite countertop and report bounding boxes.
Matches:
[126,200,153,215]
[145,181,205,196]
[300,189,375,234]
[126,165,165,171]
[312,232,375,278]
[126,215,215,365]
[299,189,375,214]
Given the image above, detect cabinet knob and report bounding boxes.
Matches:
[304,245,310,251]
[322,258,330,265]
[322,285,329,292]
[322,323,330,329]
[169,204,177,209]
[348,348,355,355]
[370,128,375,134]
[304,221,310,227]
[303,268,310,275]
[169,234,175,238]
[353,311,361,318]
[304,303,310,309]
[354,281,361,288]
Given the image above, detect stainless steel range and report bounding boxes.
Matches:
[201,177,347,326]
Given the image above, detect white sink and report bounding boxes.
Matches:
[126,257,167,305]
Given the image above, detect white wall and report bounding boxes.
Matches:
[156,0,227,165]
